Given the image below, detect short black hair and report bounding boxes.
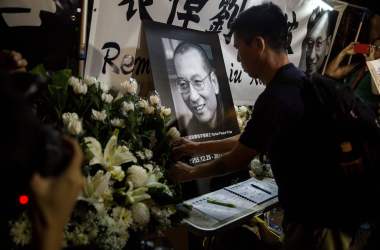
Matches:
[231,2,288,52]
[173,42,212,72]
[307,7,337,38]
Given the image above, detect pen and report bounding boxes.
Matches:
[207,198,236,208]
[250,183,271,194]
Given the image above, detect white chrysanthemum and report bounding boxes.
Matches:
[160,107,171,117]
[167,127,180,140]
[62,112,83,135]
[110,166,125,182]
[151,205,176,228]
[121,101,134,114]
[91,109,107,122]
[138,99,148,109]
[112,206,133,227]
[84,76,97,86]
[102,93,114,103]
[111,118,125,128]
[10,213,32,246]
[127,165,148,188]
[144,105,155,114]
[144,148,153,160]
[131,202,150,226]
[149,95,160,106]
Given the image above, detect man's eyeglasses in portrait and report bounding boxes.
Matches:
[176,71,212,94]
[305,37,327,51]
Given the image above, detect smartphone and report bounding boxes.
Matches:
[354,44,370,54]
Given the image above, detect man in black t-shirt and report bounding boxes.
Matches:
[170,3,367,250]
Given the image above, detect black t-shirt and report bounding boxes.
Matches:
[240,63,356,228]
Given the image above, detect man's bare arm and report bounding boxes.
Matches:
[172,135,240,160]
[170,141,257,182]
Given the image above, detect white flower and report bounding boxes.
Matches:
[84,76,97,86]
[237,117,244,131]
[160,107,171,117]
[62,112,83,135]
[135,151,145,160]
[131,202,150,226]
[72,81,88,95]
[144,149,153,160]
[111,118,125,128]
[149,95,160,106]
[98,81,110,93]
[10,213,32,246]
[121,78,139,95]
[110,166,125,182]
[91,109,107,122]
[127,78,138,94]
[138,99,148,109]
[238,105,249,115]
[68,76,80,87]
[82,170,112,204]
[68,76,87,95]
[75,84,88,95]
[151,205,175,228]
[167,127,180,140]
[144,163,154,172]
[127,165,148,188]
[144,105,155,115]
[112,207,133,227]
[62,112,78,124]
[121,101,134,114]
[84,134,137,170]
[125,181,151,204]
[101,93,114,104]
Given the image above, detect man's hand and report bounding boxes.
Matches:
[30,137,84,250]
[364,45,376,61]
[0,50,28,72]
[341,42,357,56]
[172,137,199,160]
[169,161,195,183]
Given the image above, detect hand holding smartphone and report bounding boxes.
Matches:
[353,44,370,54]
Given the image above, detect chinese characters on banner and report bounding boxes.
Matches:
[83,0,346,105]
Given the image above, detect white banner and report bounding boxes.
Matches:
[85,0,346,105]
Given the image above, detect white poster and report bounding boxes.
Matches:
[85,0,346,105]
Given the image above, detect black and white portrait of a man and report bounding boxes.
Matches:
[299,7,338,75]
[144,21,239,142]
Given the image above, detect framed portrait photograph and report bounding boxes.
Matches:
[299,7,339,75]
[143,21,240,166]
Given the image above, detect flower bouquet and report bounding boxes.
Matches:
[10,66,184,250]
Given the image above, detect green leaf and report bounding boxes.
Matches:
[30,64,48,78]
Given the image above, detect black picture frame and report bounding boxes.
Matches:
[143,20,240,148]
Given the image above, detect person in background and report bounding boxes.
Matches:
[170,3,374,249]
[299,7,337,75]
[325,37,380,114]
[0,52,84,250]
